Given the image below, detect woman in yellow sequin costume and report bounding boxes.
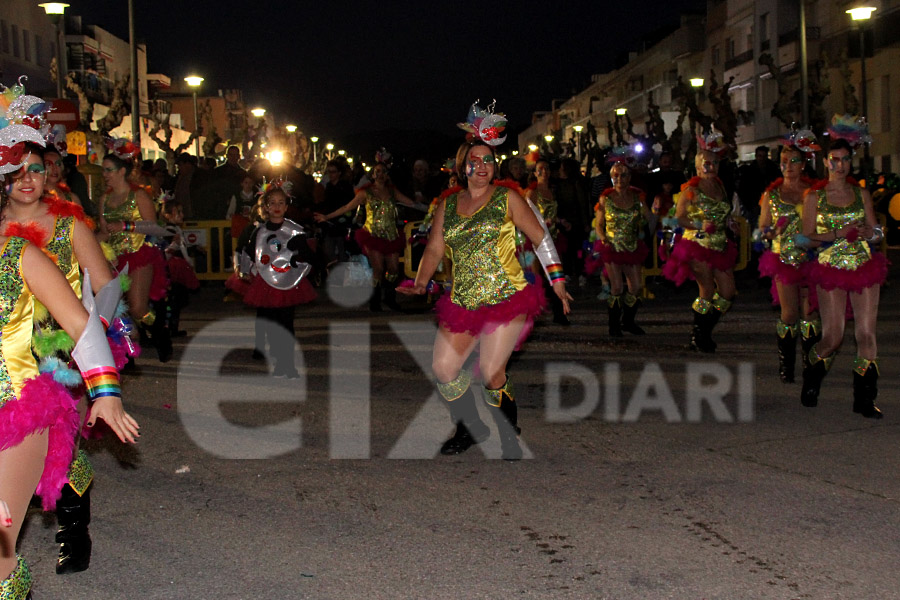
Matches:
[315,162,422,311]
[0,154,139,599]
[592,161,651,337]
[757,137,817,384]
[662,136,737,353]
[97,151,171,360]
[799,136,887,418]
[525,158,569,325]
[398,137,571,460]
[2,145,131,575]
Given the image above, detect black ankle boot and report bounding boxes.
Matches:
[383,279,401,311]
[801,355,829,408]
[608,296,623,337]
[853,363,883,419]
[440,391,490,455]
[622,298,645,335]
[689,310,716,353]
[777,324,798,383]
[56,483,92,574]
[483,382,522,461]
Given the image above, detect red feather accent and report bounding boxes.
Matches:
[810,179,828,191]
[526,181,538,191]
[356,182,374,193]
[56,182,71,193]
[601,187,616,197]
[494,179,523,194]
[682,176,701,192]
[439,185,464,200]
[44,193,87,222]
[3,221,49,247]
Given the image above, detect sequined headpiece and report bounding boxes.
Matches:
[784,125,820,154]
[105,136,141,161]
[46,124,68,157]
[258,177,294,199]
[827,114,872,149]
[697,129,727,153]
[0,76,51,178]
[375,147,392,168]
[457,99,508,146]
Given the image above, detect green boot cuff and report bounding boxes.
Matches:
[607,295,622,308]
[483,377,515,407]
[711,293,733,313]
[776,320,799,339]
[800,319,821,338]
[853,356,879,376]
[809,345,835,371]
[623,293,638,307]
[692,297,712,314]
[67,449,95,496]
[436,370,472,401]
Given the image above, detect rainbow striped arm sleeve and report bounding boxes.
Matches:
[526,199,566,286]
[81,366,121,401]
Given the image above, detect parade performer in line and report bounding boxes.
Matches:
[591,154,651,337]
[96,140,172,362]
[43,126,84,208]
[799,116,887,418]
[238,181,316,378]
[662,131,737,352]
[314,152,426,312]
[756,129,819,383]
[398,101,571,460]
[525,157,569,325]
[0,76,139,599]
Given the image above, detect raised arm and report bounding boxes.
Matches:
[315,191,365,222]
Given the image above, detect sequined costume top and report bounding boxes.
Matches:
[815,187,872,270]
[681,181,730,251]
[363,188,400,241]
[0,237,39,408]
[600,188,644,253]
[103,190,147,256]
[765,185,807,267]
[46,215,82,298]
[442,187,527,310]
[533,189,559,239]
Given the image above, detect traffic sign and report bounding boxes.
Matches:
[46,99,80,131]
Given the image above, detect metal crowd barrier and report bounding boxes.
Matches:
[181,220,234,280]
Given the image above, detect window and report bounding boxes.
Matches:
[712,44,720,66]
[11,24,19,58]
[0,20,8,54]
[726,37,735,60]
[34,34,44,66]
[23,29,31,62]
[759,13,769,43]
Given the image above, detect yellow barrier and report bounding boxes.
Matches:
[402,221,451,282]
[181,220,233,280]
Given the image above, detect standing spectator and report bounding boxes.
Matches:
[506,156,529,189]
[555,158,591,285]
[215,145,247,188]
[63,154,94,217]
[737,146,780,228]
[319,159,355,266]
[174,153,198,218]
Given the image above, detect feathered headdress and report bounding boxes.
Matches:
[257,177,294,199]
[784,124,820,154]
[105,136,141,161]
[827,114,872,148]
[440,158,456,173]
[375,147,392,168]
[457,99,507,146]
[697,128,727,153]
[0,76,51,178]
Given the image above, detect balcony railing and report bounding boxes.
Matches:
[724,49,754,71]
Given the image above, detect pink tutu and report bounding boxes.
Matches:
[354,228,405,256]
[0,374,80,511]
[808,253,888,294]
[167,256,200,290]
[436,283,546,350]
[225,272,250,296]
[116,244,169,301]
[596,240,649,266]
[758,251,808,306]
[243,274,317,308]
[661,238,737,286]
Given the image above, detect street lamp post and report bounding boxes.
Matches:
[184,75,203,157]
[310,136,319,164]
[847,6,876,178]
[250,108,266,158]
[39,3,69,99]
[573,124,584,162]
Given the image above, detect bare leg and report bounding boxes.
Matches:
[432,326,479,384]
[606,263,625,296]
[126,264,153,321]
[777,281,800,325]
[816,286,848,357]
[712,268,736,301]
[689,260,716,301]
[0,431,48,578]
[624,264,643,296]
[478,315,527,389]
[850,285,879,360]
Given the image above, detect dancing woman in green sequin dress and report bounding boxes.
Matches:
[799,137,887,417]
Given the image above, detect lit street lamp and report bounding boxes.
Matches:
[615,108,627,116]
[39,3,69,99]
[310,136,319,164]
[326,143,334,160]
[251,108,266,118]
[286,124,297,133]
[847,5,876,178]
[573,125,584,161]
[184,75,203,157]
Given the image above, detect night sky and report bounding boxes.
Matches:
[76,0,704,148]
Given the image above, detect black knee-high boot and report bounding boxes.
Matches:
[383,274,401,311]
[852,358,883,419]
[776,320,798,383]
[708,293,732,350]
[150,298,172,363]
[437,370,489,455]
[800,318,821,371]
[483,377,521,461]
[801,345,832,408]
[621,293,645,335]
[56,483,92,574]
[607,295,623,337]
[689,298,715,353]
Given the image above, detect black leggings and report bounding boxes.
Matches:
[255,306,296,369]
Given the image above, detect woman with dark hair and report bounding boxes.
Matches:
[593,159,651,337]
[525,158,568,325]
[398,102,571,460]
[43,146,84,208]
[757,131,819,383]
[97,145,173,361]
[314,159,423,311]
[661,132,737,352]
[799,119,887,418]
[0,82,138,598]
